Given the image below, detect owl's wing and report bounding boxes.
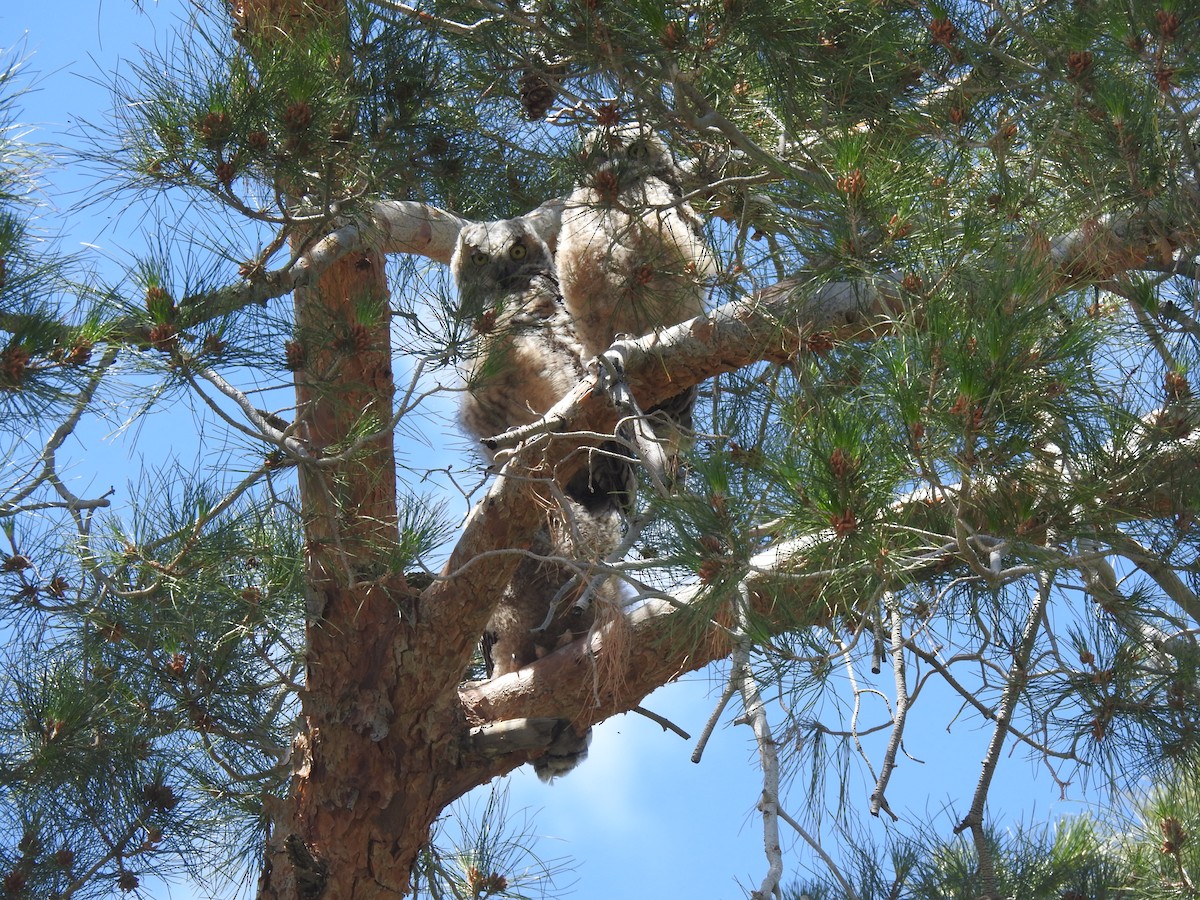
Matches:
[565,440,638,515]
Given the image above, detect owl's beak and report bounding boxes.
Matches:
[497,272,530,290]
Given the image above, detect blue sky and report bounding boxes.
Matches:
[5,3,1098,898]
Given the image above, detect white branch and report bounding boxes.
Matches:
[733,582,784,900]
[869,592,908,821]
[370,199,471,263]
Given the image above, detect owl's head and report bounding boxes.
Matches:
[579,123,675,186]
[450,219,553,313]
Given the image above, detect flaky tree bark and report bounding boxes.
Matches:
[233,2,439,897]
[240,1,570,895]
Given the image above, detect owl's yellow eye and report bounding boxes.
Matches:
[509,242,527,260]
[470,250,490,266]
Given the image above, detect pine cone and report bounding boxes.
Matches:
[519,69,555,120]
[518,58,566,121]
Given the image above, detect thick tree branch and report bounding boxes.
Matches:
[10,178,1187,356]
[1047,182,1200,284]
[458,417,1200,745]
[370,199,472,263]
[421,270,900,698]
[456,370,1195,755]
[1107,531,1200,627]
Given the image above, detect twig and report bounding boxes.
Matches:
[691,674,738,764]
[828,628,883,784]
[776,808,859,900]
[181,359,311,458]
[631,706,690,740]
[953,546,1053,900]
[61,814,148,899]
[905,645,1077,761]
[1,346,119,516]
[869,592,906,822]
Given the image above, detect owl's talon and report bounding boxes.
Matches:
[592,347,628,394]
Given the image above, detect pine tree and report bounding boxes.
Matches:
[2,1,1199,898]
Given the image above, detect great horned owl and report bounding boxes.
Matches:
[452,219,586,454]
[557,124,713,477]
[479,489,623,781]
[558,124,712,349]
[451,217,635,506]
[451,217,630,779]
[481,486,622,779]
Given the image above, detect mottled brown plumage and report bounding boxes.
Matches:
[452,219,587,455]
[557,125,712,479]
[480,494,623,677]
[558,125,712,351]
[451,217,630,780]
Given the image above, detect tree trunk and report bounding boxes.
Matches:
[256,240,413,897]
[225,2,443,895]
[233,1,553,890]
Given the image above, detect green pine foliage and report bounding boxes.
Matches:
[788,764,1200,898]
[1,0,1199,896]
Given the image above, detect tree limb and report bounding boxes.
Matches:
[733,583,785,900]
[458,415,1200,745]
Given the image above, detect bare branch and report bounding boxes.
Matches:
[776,808,860,900]
[953,555,1053,900]
[1,345,119,520]
[1108,531,1200,627]
[691,674,738,764]
[368,0,501,35]
[869,593,909,819]
[732,583,784,900]
[906,643,1077,762]
[630,706,691,740]
[370,199,471,263]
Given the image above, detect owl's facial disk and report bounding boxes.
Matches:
[453,224,546,321]
[582,127,671,188]
[494,239,537,288]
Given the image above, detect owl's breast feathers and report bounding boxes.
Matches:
[489,274,564,327]
[461,278,585,448]
[558,179,712,351]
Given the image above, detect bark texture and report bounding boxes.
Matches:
[233,2,440,896]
